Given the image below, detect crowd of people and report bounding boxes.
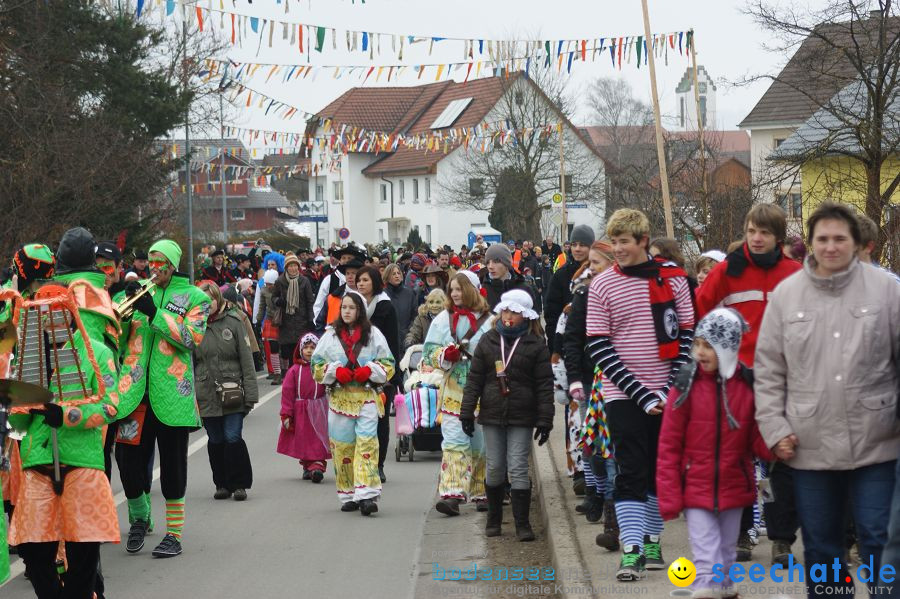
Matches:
[0,198,898,599]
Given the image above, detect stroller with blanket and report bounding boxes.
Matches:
[394,344,442,462]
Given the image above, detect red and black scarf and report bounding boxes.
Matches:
[615,256,687,359]
[338,327,363,367]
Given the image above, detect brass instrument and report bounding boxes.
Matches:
[114,275,157,321]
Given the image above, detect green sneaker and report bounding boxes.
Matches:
[643,534,666,570]
[616,545,646,581]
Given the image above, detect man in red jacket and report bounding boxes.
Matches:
[695,202,801,567]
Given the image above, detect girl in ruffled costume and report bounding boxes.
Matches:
[278,333,331,483]
[422,271,494,517]
[311,292,394,516]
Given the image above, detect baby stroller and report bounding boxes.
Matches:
[395,344,443,462]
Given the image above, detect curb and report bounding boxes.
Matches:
[533,407,595,599]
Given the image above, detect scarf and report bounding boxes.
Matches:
[451,307,477,337]
[725,243,783,277]
[616,256,687,359]
[338,327,362,366]
[496,320,529,339]
[286,273,300,315]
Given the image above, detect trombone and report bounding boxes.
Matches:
[114,274,157,321]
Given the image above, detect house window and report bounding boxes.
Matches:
[469,178,484,197]
[413,179,420,203]
[426,225,432,244]
[774,138,785,149]
[378,228,384,242]
[559,174,573,193]
[779,192,803,218]
[425,178,431,202]
[699,96,707,127]
[315,184,324,202]
[332,181,344,203]
[230,209,245,221]
[399,180,406,204]
[380,184,387,204]
[680,97,685,128]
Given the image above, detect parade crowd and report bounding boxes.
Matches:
[0,199,898,599]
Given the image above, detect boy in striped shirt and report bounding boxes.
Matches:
[585,209,694,581]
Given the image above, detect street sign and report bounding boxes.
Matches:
[567,203,587,209]
[338,227,351,240]
[552,193,563,204]
[550,212,563,226]
[299,216,328,223]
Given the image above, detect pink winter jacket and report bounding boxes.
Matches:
[656,366,774,521]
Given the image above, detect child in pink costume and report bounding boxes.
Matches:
[278,333,331,482]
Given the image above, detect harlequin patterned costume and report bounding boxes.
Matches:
[311,325,394,505]
[422,309,493,503]
[8,258,121,597]
[114,239,210,549]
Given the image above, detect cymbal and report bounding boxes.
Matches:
[0,379,53,407]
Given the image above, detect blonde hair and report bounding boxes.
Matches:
[425,288,448,306]
[198,281,225,312]
[383,263,403,284]
[446,273,489,313]
[606,209,651,241]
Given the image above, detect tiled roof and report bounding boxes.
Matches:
[772,79,900,158]
[739,16,900,128]
[211,188,293,210]
[161,138,255,166]
[317,82,453,132]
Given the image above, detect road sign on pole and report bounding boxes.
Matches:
[338,227,351,240]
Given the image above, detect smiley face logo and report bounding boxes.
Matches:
[668,557,696,587]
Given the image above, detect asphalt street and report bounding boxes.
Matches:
[2,373,444,599]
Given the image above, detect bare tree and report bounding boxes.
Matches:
[439,68,605,241]
[745,0,900,266]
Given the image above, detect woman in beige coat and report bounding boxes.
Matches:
[755,203,900,599]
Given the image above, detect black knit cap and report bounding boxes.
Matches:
[55,227,98,275]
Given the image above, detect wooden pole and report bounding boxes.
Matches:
[690,30,710,248]
[641,0,675,237]
[558,123,568,243]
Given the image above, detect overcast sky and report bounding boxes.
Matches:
[167,0,833,144]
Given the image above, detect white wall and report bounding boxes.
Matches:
[746,125,803,234]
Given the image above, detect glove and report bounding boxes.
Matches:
[335,366,354,385]
[30,402,63,428]
[274,297,286,308]
[281,416,293,431]
[533,426,551,446]
[124,280,142,297]
[353,366,372,383]
[443,345,461,363]
[460,417,475,437]
[133,291,157,320]
[569,385,585,403]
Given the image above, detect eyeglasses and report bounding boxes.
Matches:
[96,261,116,275]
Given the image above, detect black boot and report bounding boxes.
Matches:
[485,484,505,537]
[510,489,535,542]
[575,484,596,514]
[224,439,253,491]
[435,497,461,517]
[585,488,604,523]
[207,442,227,492]
[595,500,620,551]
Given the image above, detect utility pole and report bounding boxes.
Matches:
[690,30,709,249]
[182,7,195,282]
[641,0,675,237]
[558,123,567,243]
[220,91,228,250]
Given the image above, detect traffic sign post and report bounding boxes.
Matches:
[552,193,563,204]
[338,227,351,241]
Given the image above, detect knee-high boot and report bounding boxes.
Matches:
[485,484,505,537]
[225,439,253,491]
[510,489,535,542]
[207,442,227,490]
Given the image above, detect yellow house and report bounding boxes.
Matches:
[772,79,900,224]
[799,155,900,221]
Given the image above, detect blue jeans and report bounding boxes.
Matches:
[793,461,896,598]
[881,456,900,583]
[203,413,244,444]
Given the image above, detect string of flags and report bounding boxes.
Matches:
[145,0,693,70]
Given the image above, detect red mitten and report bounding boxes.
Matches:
[354,366,372,383]
[443,345,461,363]
[335,366,354,385]
[281,416,293,431]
